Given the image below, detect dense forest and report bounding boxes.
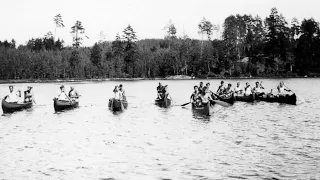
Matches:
[1,8,320,80]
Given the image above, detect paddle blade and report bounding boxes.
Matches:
[181,102,191,106]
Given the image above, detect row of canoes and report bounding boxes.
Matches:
[2,97,129,114]
[191,93,297,116]
[234,93,297,105]
[2,93,296,114]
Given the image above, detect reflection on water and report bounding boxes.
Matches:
[0,78,320,179]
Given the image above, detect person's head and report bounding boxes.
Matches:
[159,82,162,86]
[60,85,65,92]
[206,83,210,87]
[9,85,13,92]
[255,81,259,87]
[221,81,224,85]
[228,83,232,88]
[280,81,284,87]
[237,82,240,87]
[200,82,203,86]
[194,85,199,91]
[113,86,118,92]
[119,84,123,90]
[246,82,249,86]
[202,86,207,95]
[70,86,74,91]
[27,86,33,90]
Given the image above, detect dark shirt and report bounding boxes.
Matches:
[157,85,163,93]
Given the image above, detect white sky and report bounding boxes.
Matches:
[1,0,319,46]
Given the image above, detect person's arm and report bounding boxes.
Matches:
[216,86,221,93]
[17,90,21,97]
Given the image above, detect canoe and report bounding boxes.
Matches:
[54,98,79,111]
[192,102,211,116]
[2,99,32,113]
[155,95,171,107]
[214,93,235,105]
[278,94,297,105]
[108,98,128,111]
[235,94,255,102]
[257,93,297,105]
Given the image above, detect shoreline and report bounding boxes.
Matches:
[0,76,317,84]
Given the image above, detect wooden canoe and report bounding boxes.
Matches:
[214,93,235,105]
[257,93,297,105]
[2,99,33,113]
[54,98,79,111]
[235,94,255,102]
[155,95,171,107]
[191,102,211,116]
[108,98,128,111]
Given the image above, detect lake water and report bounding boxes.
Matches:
[0,79,320,180]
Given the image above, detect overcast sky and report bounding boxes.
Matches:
[1,0,319,46]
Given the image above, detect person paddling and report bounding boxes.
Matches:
[234,82,243,96]
[119,84,126,101]
[244,82,252,96]
[157,82,164,99]
[162,85,171,100]
[205,83,214,96]
[68,86,80,101]
[199,82,204,93]
[56,85,70,101]
[4,85,21,103]
[113,86,123,100]
[190,85,200,104]
[199,86,213,106]
[24,86,36,104]
[222,83,233,97]
[277,81,291,96]
[253,81,265,96]
[216,81,225,95]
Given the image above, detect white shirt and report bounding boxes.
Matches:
[253,86,261,93]
[57,91,69,101]
[245,86,252,95]
[234,86,242,94]
[114,91,122,100]
[278,86,285,95]
[6,91,20,102]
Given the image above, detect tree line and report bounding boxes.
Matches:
[1,7,320,80]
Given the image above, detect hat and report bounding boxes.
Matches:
[60,85,64,89]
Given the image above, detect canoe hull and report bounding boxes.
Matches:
[235,94,255,102]
[155,96,171,107]
[108,98,128,111]
[54,98,79,111]
[215,93,235,104]
[257,94,297,105]
[2,99,32,113]
[192,102,211,116]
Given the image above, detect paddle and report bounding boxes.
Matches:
[284,84,295,94]
[63,92,73,105]
[110,98,114,111]
[211,100,231,107]
[181,102,191,106]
